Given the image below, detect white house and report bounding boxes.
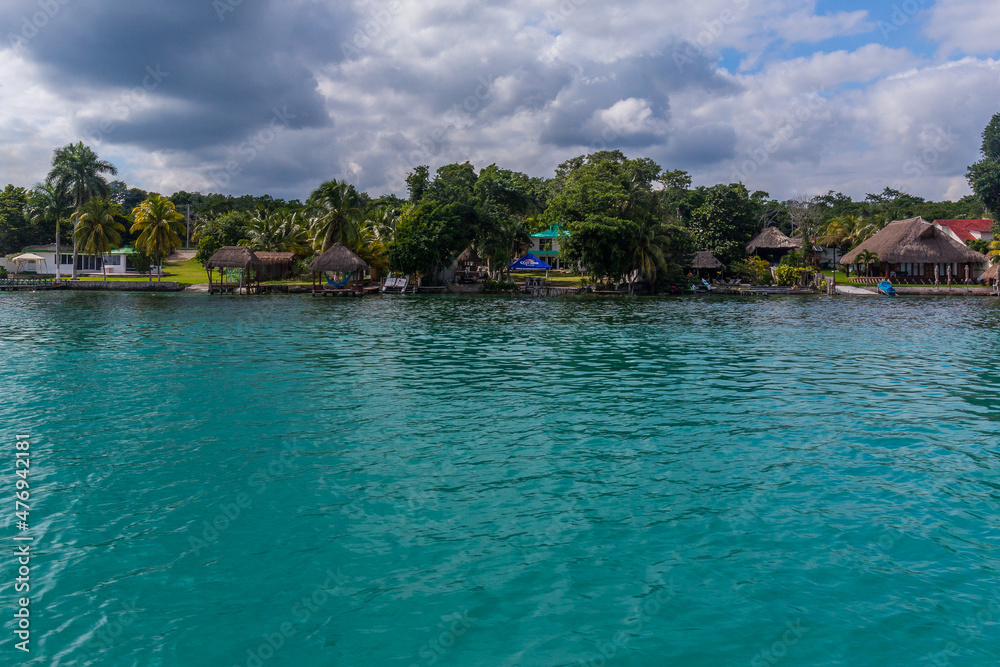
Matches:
[14,245,160,276]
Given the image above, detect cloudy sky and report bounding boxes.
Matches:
[1,0,998,202]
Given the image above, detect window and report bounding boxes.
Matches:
[76,255,103,271]
[105,255,121,266]
[60,254,73,265]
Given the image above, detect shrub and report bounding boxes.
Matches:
[731,257,772,285]
[775,265,808,286]
[0,265,7,279]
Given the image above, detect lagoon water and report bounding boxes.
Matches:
[2,292,1000,666]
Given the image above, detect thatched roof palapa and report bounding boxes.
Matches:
[456,246,481,265]
[839,217,989,266]
[206,246,263,270]
[746,226,800,254]
[689,251,725,270]
[255,251,297,265]
[309,243,368,273]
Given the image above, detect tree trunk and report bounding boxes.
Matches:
[72,239,78,279]
[157,251,161,282]
[54,223,61,280]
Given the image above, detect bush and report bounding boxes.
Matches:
[129,248,153,274]
[731,257,772,285]
[775,265,808,286]
[0,266,7,279]
[482,278,518,293]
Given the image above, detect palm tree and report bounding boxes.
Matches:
[244,209,311,255]
[131,194,186,282]
[628,221,674,293]
[350,220,389,280]
[857,249,879,278]
[25,182,71,279]
[74,199,125,281]
[307,180,362,251]
[48,143,118,279]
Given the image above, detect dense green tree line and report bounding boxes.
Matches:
[4,117,998,287]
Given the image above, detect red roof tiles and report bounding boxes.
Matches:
[934,219,993,242]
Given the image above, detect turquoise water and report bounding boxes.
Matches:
[2,292,1000,666]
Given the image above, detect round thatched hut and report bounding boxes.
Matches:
[746,227,800,263]
[205,246,263,294]
[309,243,368,293]
[688,251,725,278]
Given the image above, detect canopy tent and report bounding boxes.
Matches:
[509,254,552,271]
[10,253,48,275]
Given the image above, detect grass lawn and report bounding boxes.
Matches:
[512,270,581,287]
[73,257,207,287]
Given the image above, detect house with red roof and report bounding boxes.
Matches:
[933,219,993,244]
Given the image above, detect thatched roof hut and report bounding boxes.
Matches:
[309,243,368,274]
[688,251,725,270]
[205,246,263,294]
[746,227,800,255]
[206,246,263,270]
[840,217,988,266]
[256,251,297,281]
[256,251,296,265]
[456,246,482,266]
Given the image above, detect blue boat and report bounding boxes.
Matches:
[877,280,897,296]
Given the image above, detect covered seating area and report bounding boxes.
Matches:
[310,243,369,297]
[688,251,725,279]
[746,227,800,264]
[9,253,49,276]
[454,246,484,283]
[206,246,263,294]
[839,217,989,285]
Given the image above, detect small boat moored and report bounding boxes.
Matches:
[877,280,897,296]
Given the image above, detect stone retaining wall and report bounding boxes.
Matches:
[65,281,184,292]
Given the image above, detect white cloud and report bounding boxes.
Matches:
[925,0,1000,57]
[0,0,998,204]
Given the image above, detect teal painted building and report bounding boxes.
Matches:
[529,224,571,270]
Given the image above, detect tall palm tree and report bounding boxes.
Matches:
[131,194,186,282]
[74,199,124,281]
[48,143,118,279]
[25,182,71,279]
[307,180,362,252]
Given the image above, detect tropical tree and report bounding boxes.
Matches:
[857,249,879,277]
[244,209,312,255]
[73,199,124,281]
[307,180,362,251]
[48,142,118,278]
[967,112,1000,217]
[24,182,70,277]
[131,194,186,282]
[627,220,691,293]
[688,183,758,265]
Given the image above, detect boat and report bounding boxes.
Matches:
[877,280,897,296]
